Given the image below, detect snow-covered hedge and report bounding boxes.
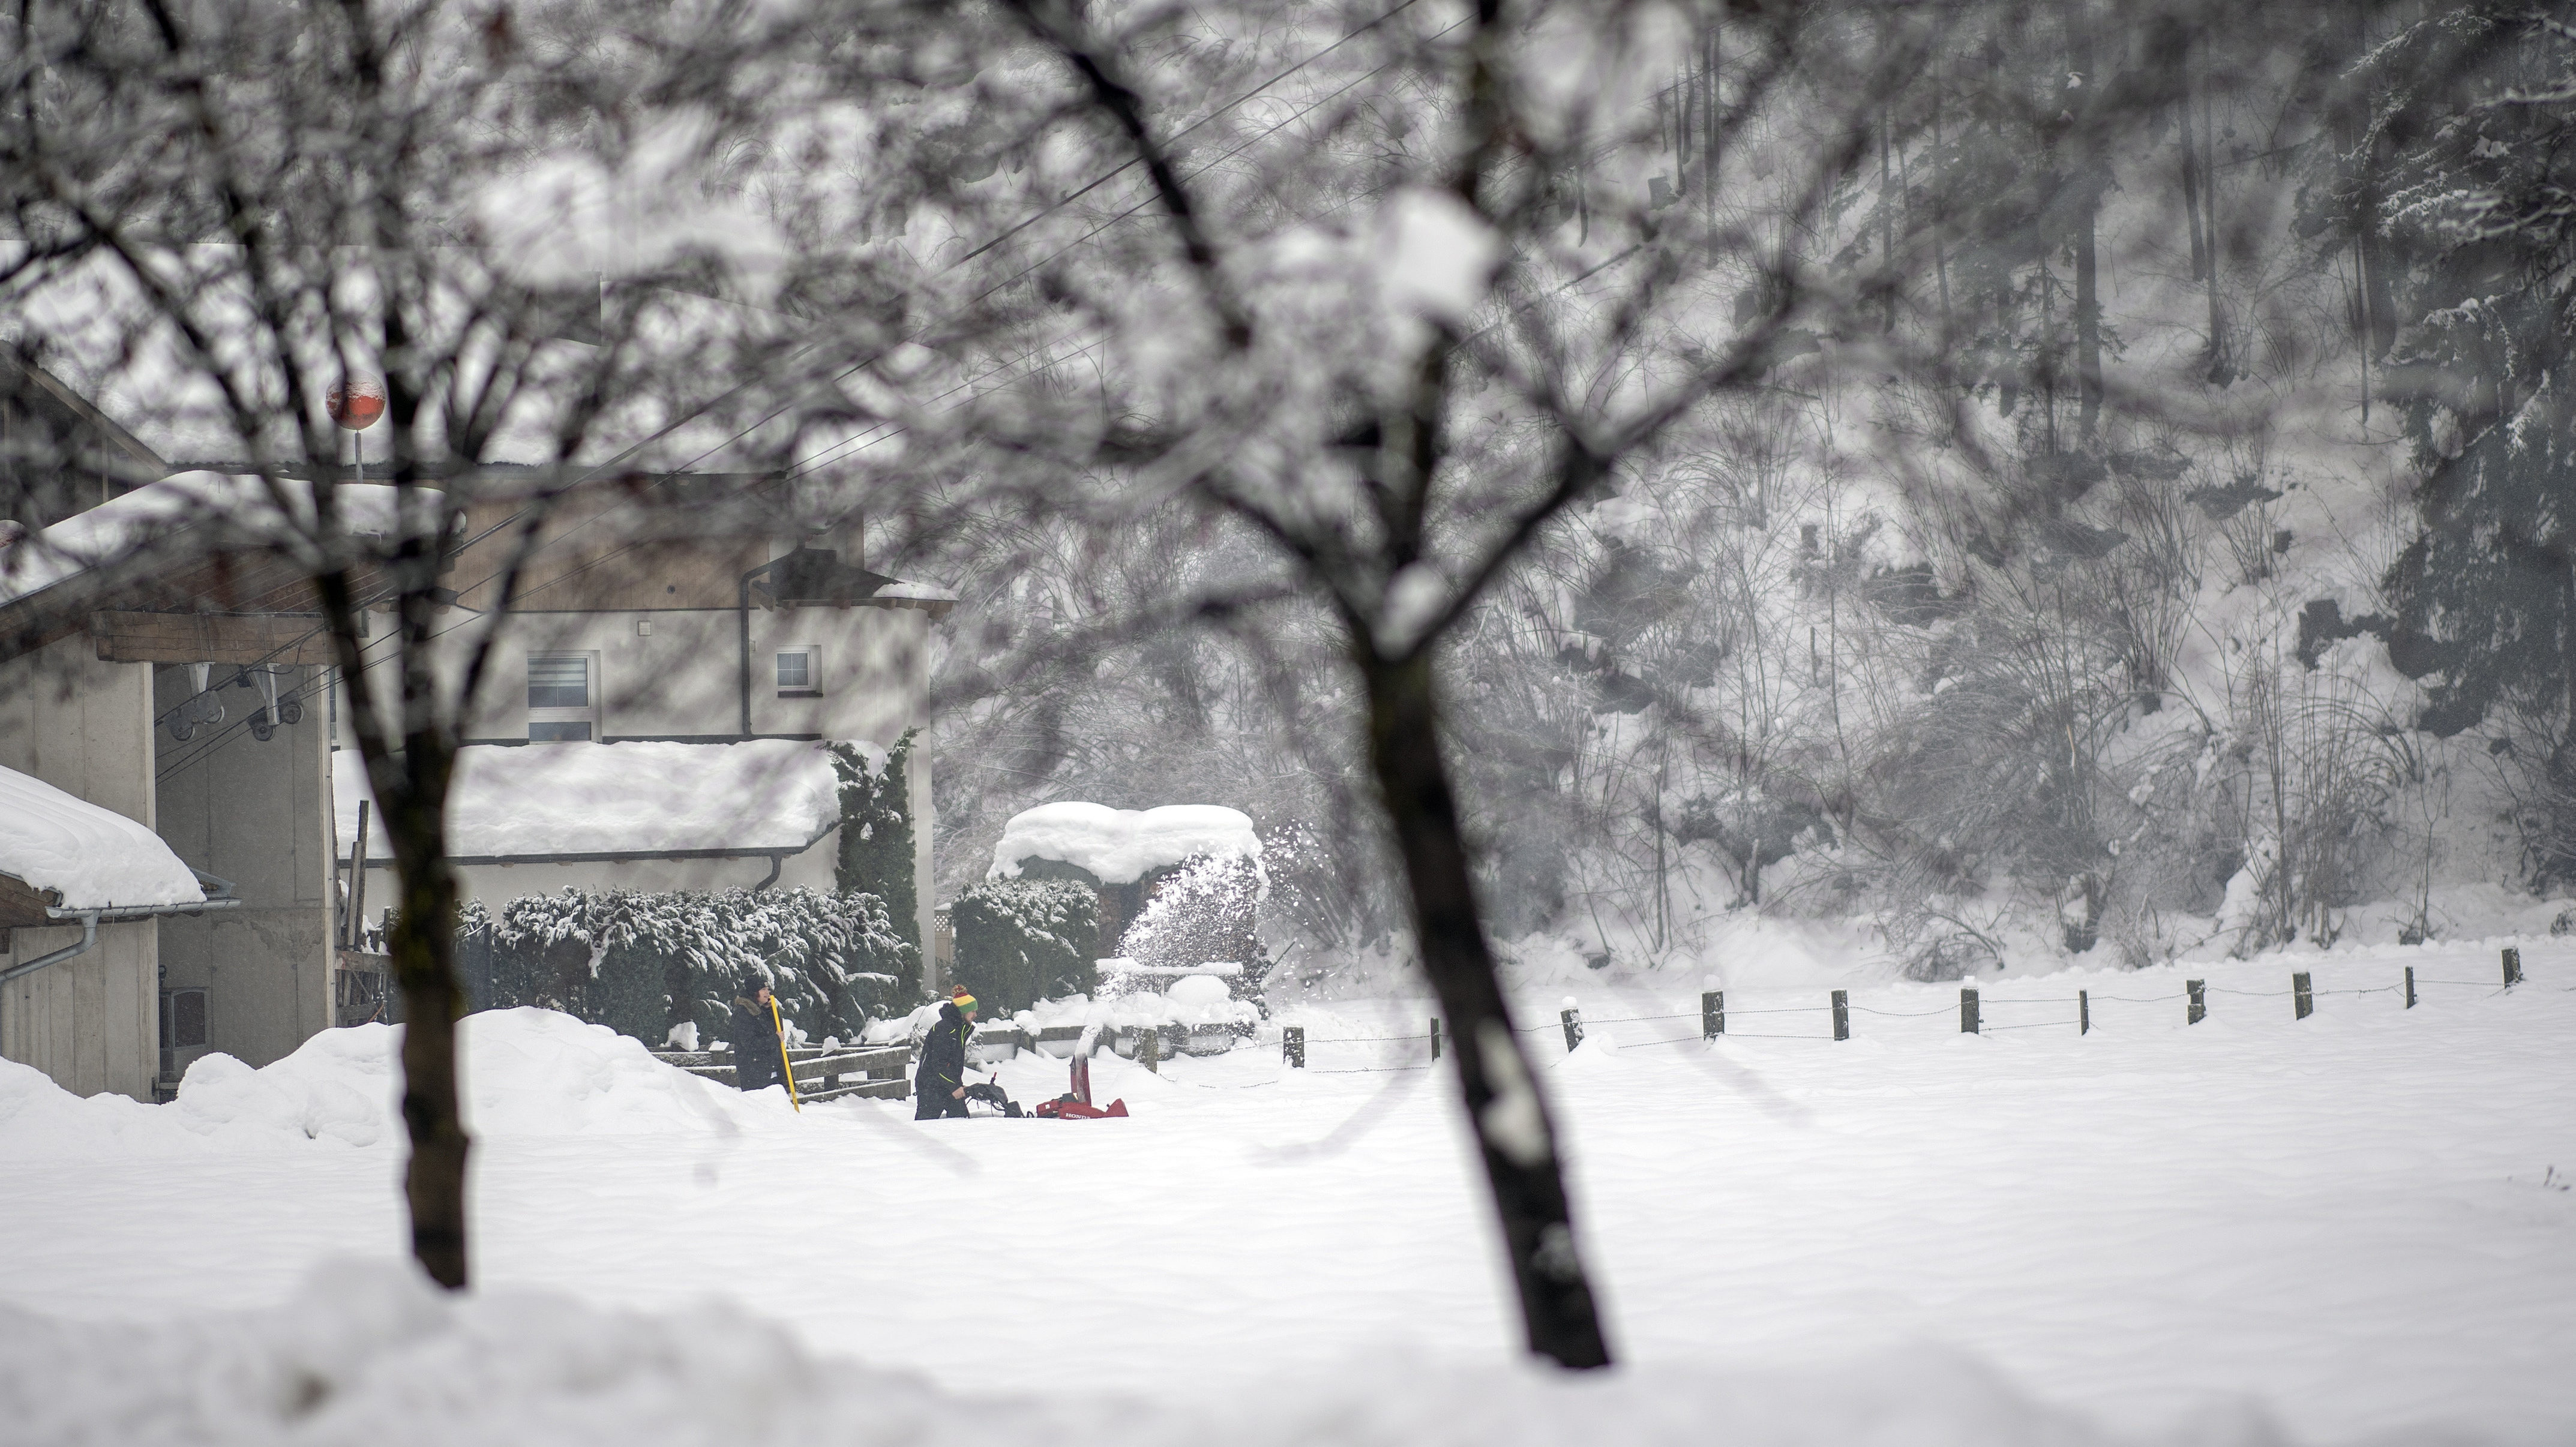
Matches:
[457,887,918,1047]
[948,878,1097,1013]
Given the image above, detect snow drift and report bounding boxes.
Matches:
[0,1259,2267,1447]
[0,1008,790,1156]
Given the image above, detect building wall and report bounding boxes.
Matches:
[155,663,334,1069]
[0,635,160,1100]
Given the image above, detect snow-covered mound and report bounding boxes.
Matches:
[334,740,841,860]
[0,762,205,909]
[0,1008,793,1155]
[989,802,1259,885]
[0,1260,2223,1447]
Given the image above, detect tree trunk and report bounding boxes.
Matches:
[386,772,471,1289]
[1359,647,1611,1369]
[2063,0,2103,440]
[314,478,473,1290]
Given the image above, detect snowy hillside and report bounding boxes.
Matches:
[2,944,2568,1445]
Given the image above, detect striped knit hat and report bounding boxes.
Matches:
[949,986,977,1013]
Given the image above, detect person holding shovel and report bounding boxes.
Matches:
[730,978,786,1093]
[914,986,977,1119]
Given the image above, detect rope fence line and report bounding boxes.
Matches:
[1247,948,2550,1071]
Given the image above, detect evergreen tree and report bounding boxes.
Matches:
[831,730,919,950]
[2354,7,2576,877]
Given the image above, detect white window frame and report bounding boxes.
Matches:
[775,644,821,698]
[527,652,601,741]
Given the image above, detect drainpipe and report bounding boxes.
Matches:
[0,873,242,987]
[0,913,97,986]
[738,556,785,738]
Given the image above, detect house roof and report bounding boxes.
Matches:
[0,764,206,912]
[333,739,844,864]
[0,471,413,612]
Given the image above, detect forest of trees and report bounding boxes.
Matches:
[914,0,2576,980]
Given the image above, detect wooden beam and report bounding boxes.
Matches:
[90,611,343,665]
[0,873,55,931]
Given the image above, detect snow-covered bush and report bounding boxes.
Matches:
[457,887,918,1048]
[948,878,1096,1013]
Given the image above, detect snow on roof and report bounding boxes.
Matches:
[333,740,841,861]
[0,471,412,610]
[0,765,205,911]
[989,803,1260,886]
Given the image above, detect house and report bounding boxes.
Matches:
[0,349,950,1100]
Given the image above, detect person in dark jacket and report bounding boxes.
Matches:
[914,987,977,1119]
[731,980,785,1092]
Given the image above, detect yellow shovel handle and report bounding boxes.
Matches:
[768,996,802,1112]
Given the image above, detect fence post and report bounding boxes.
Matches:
[2404,966,2416,1009]
[2187,978,2206,1025]
[1430,1017,1442,1061]
[1141,1027,1160,1074]
[1702,990,1724,1038]
[1560,1001,1585,1052]
[1283,1026,1305,1068]
[2293,971,2313,1020]
[2079,990,2090,1035]
[1960,987,1981,1035]
[2502,947,2523,987]
[1831,989,1849,1041]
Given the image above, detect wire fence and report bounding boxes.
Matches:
[1250,948,2553,1073]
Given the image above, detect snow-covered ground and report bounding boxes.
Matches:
[2,938,2569,1445]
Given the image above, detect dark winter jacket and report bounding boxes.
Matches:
[731,995,784,1091]
[916,1002,971,1098]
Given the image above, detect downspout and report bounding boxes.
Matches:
[752,854,783,891]
[738,556,784,738]
[0,913,97,986]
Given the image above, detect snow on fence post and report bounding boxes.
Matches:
[2404,966,2416,1008]
[1559,1000,1584,1052]
[2079,990,2091,1035]
[2293,972,2313,1020]
[2502,947,2523,987]
[1702,990,1724,1038]
[1430,1017,1442,1061]
[1960,987,1981,1035]
[1831,990,1849,1041]
[1283,1026,1305,1068]
[2187,979,2206,1024]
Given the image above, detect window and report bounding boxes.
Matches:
[163,987,207,1049]
[775,647,820,697]
[527,654,599,741]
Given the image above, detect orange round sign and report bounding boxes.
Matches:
[327,377,386,430]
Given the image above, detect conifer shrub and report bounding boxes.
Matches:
[830,731,917,950]
[456,886,917,1048]
[948,878,1097,1012]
